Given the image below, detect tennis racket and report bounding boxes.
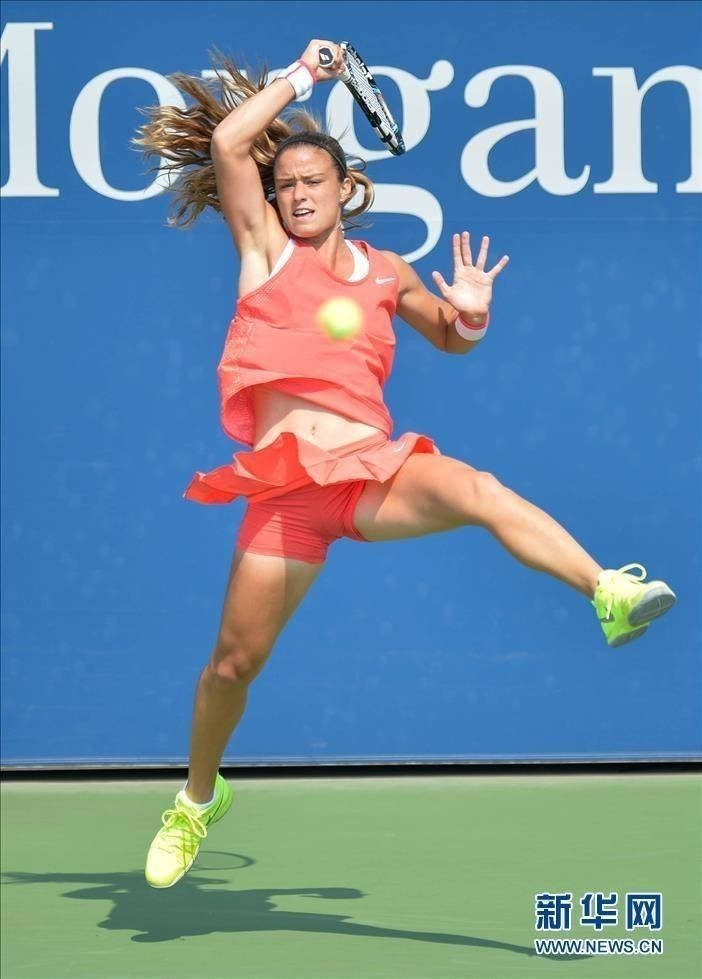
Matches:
[318,42,405,155]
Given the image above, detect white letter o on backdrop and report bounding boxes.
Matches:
[69,68,186,201]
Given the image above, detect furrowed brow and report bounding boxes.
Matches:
[277,172,327,181]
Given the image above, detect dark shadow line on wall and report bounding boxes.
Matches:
[2,758,701,781]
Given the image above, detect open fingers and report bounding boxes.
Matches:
[453,232,474,269]
[487,254,510,279]
[453,231,509,279]
[452,233,462,271]
[474,235,490,271]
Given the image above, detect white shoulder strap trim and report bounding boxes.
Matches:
[268,237,295,279]
[346,240,369,281]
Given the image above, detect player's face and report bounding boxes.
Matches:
[274,147,350,237]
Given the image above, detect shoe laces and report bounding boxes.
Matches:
[154,803,207,856]
[598,563,647,618]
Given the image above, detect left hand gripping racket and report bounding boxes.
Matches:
[319,42,405,155]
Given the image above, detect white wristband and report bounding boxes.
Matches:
[279,60,315,99]
[454,311,489,341]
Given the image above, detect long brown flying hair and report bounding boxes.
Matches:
[131,47,374,232]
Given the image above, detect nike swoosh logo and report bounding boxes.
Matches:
[375,276,396,284]
[393,441,407,452]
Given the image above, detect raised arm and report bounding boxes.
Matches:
[384,232,508,354]
[210,40,345,260]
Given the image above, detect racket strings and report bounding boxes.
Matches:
[345,54,394,128]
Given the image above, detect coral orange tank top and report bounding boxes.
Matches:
[217,235,399,447]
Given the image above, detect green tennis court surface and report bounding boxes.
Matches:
[2,773,700,979]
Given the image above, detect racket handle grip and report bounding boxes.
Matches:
[319,44,351,82]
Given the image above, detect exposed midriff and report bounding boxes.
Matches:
[252,385,384,452]
[248,235,385,452]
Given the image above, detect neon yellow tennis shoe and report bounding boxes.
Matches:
[591,563,676,647]
[145,772,233,888]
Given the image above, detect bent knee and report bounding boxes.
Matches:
[475,469,504,495]
[464,469,506,523]
[209,634,270,685]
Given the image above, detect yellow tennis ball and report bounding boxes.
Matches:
[317,297,363,340]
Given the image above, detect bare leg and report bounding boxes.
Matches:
[353,454,604,600]
[482,483,603,600]
[185,664,250,802]
[184,548,325,803]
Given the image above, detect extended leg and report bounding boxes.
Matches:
[352,453,603,599]
[476,481,603,599]
[186,548,324,802]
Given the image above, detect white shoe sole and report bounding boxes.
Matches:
[628,583,677,627]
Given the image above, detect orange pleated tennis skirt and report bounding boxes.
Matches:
[183,429,441,564]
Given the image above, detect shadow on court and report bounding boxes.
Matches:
[2,855,584,961]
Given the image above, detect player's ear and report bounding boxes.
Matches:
[341,174,354,205]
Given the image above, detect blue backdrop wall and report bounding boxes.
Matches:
[2,1,700,765]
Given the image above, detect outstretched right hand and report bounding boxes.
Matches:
[298,40,345,82]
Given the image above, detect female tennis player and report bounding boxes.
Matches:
[134,40,676,888]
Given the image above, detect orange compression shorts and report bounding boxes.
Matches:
[235,430,388,565]
[234,429,441,565]
[235,475,370,565]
